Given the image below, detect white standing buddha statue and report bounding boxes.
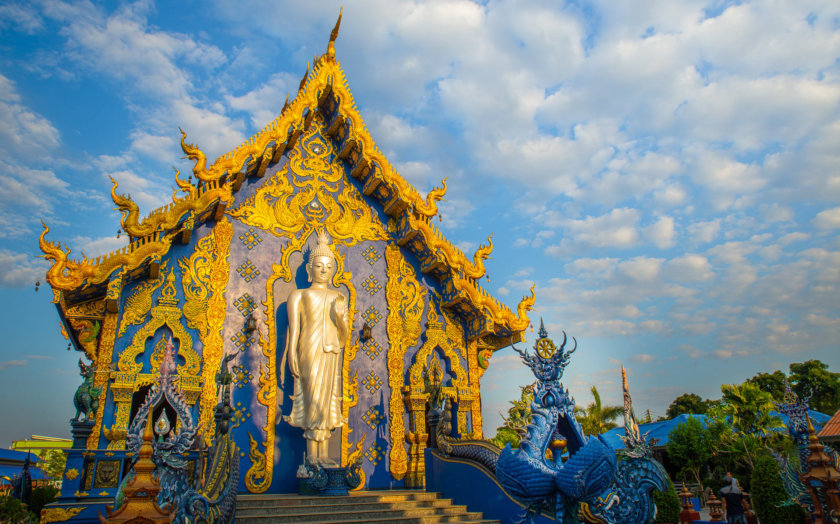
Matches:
[282,230,349,465]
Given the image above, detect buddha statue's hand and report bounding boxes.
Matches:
[332,294,347,320]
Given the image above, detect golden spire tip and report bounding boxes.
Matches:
[327,7,342,59]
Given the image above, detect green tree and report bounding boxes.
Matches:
[28,486,59,520]
[39,450,67,483]
[750,455,807,524]
[652,479,681,523]
[575,385,622,435]
[716,382,782,437]
[0,495,35,523]
[790,359,840,414]
[746,370,787,401]
[665,416,722,492]
[709,381,784,470]
[666,393,713,418]
[490,385,534,448]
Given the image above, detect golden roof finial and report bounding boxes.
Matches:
[327,7,343,60]
[298,63,310,93]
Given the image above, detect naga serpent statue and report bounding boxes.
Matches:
[112,337,238,523]
[72,358,102,423]
[774,381,840,517]
[436,320,667,523]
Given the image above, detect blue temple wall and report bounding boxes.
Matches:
[88,119,477,496]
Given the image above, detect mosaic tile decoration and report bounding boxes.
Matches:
[239,228,262,250]
[361,275,382,296]
[361,406,385,429]
[236,260,261,283]
[233,293,257,317]
[361,338,383,360]
[364,442,384,466]
[232,402,251,428]
[361,246,381,265]
[233,365,254,389]
[361,305,382,327]
[361,370,383,394]
[230,328,256,350]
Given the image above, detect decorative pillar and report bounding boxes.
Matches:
[403,384,429,489]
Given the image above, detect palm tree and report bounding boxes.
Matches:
[575,385,623,435]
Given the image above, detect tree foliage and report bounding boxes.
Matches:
[750,455,807,524]
[489,384,534,448]
[745,370,787,401]
[575,385,622,435]
[652,479,681,523]
[666,393,713,418]
[789,359,840,414]
[39,450,67,482]
[665,416,724,492]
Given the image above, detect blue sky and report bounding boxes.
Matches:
[0,0,838,447]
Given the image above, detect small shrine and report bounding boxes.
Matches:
[38,12,534,518]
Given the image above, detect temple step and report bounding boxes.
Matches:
[235,490,500,523]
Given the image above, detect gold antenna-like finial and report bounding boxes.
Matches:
[298,64,310,93]
[327,7,343,60]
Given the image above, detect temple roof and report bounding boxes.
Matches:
[39,12,533,345]
[817,408,840,442]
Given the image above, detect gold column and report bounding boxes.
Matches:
[88,310,118,449]
[403,384,429,489]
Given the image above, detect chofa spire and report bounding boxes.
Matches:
[326,7,343,61]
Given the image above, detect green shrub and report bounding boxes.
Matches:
[652,478,680,523]
[750,455,807,524]
[29,485,59,518]
[0,495,36,523]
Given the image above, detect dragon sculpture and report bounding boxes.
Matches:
[774,381,840,515]
[436,320,667,523]
[72,358,102,423]
[113,337,238,523]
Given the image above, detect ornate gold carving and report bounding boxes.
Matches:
[466,339,483,438]
[198,218,233,445]
[245,432,267,492]
[68,318,100,361]
[228,115,388,246]
[179,234,214,337]
[93,460,121,488]
[39,221,174,295]
[40,507,86,523]
[64,299,105,319]
[118,263,168,337]
[117,269,198,376]
[385,244,426,481]
[88,310,118,450]
[65,468,79,481]
[109,174,233,239]
[347,430,366,491]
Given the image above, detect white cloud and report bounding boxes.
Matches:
[665,254,714,282]
[813,207,840,230]
[0,359,27,370]
[562,208,640,249]
[0,249,48,289]
[0,73,60,162]
[644,216,675,249]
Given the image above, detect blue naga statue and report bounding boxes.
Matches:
[437,321,667,523]
[774,381,840,515]
[114,337,238,523]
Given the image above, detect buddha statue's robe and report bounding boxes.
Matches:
[284,287,348,441]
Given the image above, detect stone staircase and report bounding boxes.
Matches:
[235,490,500,523]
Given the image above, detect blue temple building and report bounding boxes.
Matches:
[37,15,536,520]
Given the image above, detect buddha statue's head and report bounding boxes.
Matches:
[307,230,336,284]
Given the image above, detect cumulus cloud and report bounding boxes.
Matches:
[813,207,840,230]
[0,249,48,289]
